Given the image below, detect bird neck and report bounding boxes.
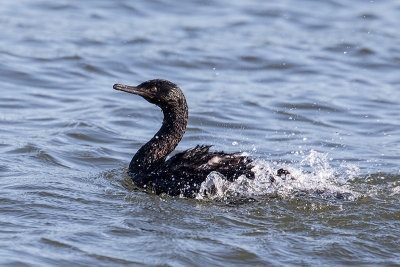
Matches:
[129,99,188,175]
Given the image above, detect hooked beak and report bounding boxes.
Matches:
[113,84,152,99]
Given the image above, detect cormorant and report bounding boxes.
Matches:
[113,79,289,197]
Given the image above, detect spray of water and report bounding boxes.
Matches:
[196,150,360,201]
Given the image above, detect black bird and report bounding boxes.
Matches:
[113,79,289,197]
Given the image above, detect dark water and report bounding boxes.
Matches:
[1,0,399,265]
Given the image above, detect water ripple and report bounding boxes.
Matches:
[1,0,399,265]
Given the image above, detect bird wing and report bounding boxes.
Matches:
[148,145,254,197]
[164,145,254,181]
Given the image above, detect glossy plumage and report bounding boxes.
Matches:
[113,79,287,197]
[142,145,254,197]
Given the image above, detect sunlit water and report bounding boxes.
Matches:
[1,0,399,265]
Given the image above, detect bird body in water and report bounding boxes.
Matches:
[113,79,289,197]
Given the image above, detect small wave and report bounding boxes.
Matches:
[196,150,360,201]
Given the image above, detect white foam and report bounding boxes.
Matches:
[196,150,360,201]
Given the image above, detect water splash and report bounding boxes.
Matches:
[196,150,360,201]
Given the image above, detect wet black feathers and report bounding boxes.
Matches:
[136,145,254,197]
[115,79,288,198]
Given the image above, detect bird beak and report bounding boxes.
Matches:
[113,84,152,98]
